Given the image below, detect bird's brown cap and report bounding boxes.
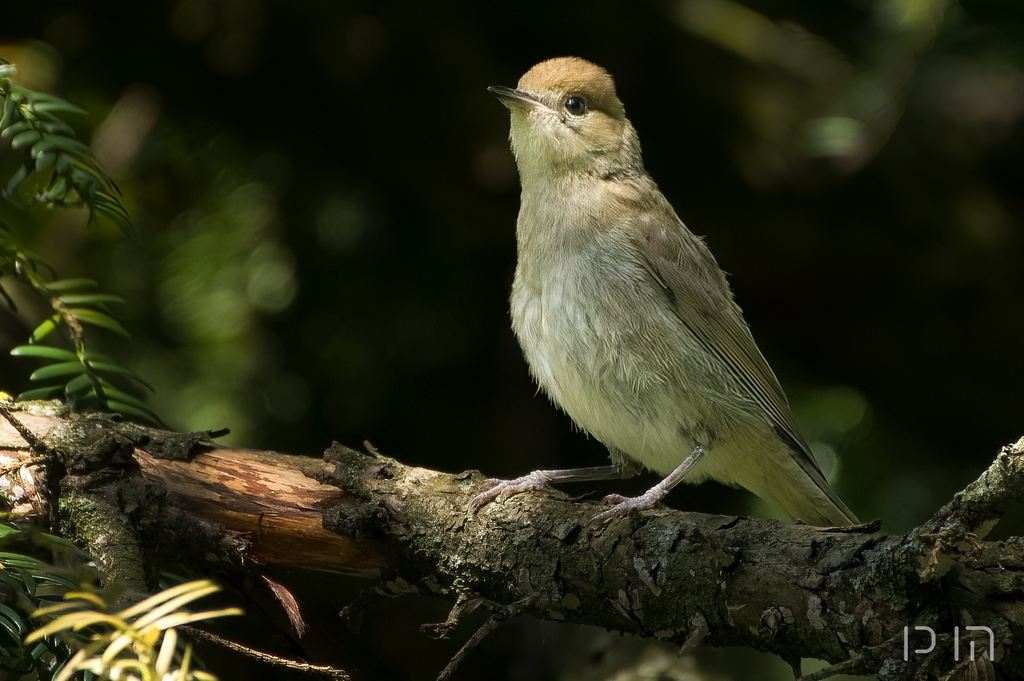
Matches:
[516,57,626,120]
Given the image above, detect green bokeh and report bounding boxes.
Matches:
[2,0,1022,678]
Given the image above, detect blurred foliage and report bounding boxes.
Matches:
[0,522,98,680]
[0,58,128,231]
[0,0,1022,679]
[27,580,239,681]
[0,60,153,423]
[0,523,234,681]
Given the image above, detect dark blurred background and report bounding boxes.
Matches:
[1,0,1022,678]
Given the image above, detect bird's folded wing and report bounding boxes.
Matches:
[626,217,817,464]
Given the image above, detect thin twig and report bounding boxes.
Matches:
[51,297,83,343]
[798,634,902,681]
[421,591,487,640]
[0,281,17,311]
[435,614,505,681]
[180,626,351,680]
[800,656,867,681]
[0,401,44,453]
[678,612,709,655]
[0,456,45,476]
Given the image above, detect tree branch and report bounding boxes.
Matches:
[1,401,1021,679]
[318,439,1024,679]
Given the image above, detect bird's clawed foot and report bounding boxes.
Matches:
[589,488,670,526]
[468,471,569,514]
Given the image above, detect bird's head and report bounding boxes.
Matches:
[490,57,643,181]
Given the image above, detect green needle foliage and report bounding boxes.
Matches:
[27,580,241,681]
[0,60,128,231]
[0,523,99,680]
[0,58,157,425]
[1,524,239,680]
[1,61,233,678]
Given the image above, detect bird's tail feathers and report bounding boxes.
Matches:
[763,430,859,527]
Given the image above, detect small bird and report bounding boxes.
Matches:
[472,57,858,526]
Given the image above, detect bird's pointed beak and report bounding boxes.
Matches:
[488,85,542,112]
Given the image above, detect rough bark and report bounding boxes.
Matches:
[1,400,1022,679]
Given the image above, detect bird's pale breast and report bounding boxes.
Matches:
[510,228,727,477]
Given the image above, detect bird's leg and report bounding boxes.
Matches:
[468,465,622,513]
[590,445,707,525]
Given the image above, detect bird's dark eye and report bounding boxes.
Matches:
[564,95,586,115]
